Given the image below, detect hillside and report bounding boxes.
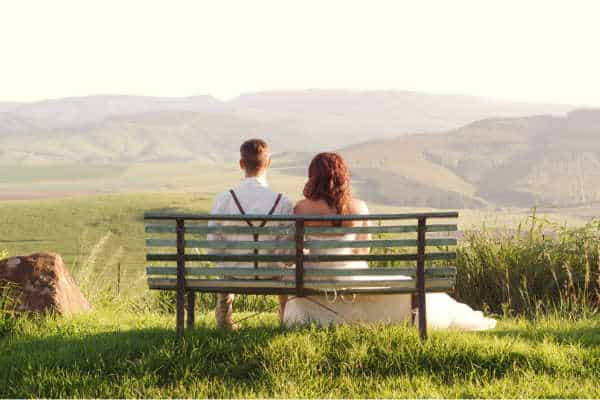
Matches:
[6,95,225,127]
[2,91,596,209]
[0,111,315,163]
[341,109,600,208]
[0,91,573,162]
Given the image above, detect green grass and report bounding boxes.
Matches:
[1,309,599,398]
[2,193,600,397]
[1,193,598,314]
[0,193,212,302]
[456,214,600,316]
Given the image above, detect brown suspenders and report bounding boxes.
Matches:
[229,190,283,271]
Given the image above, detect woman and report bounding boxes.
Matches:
[282,152,496,331]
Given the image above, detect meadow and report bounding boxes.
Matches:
[2,191,600,397]
[2,310,600,398]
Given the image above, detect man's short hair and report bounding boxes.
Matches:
[240,139,270,173]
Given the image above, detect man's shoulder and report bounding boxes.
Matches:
[211,190,234,213]
[276,193,294,213]
[214,190,233,204]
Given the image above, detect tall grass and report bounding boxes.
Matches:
[0,282,18,337]
[48,213,600,319]
[0,249,16,336]
[369,214,600,318]
[456,213,600,317]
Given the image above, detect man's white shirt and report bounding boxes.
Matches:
[207,176,294,269]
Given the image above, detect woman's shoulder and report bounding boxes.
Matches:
[294,198,328,214]
[347,198,369,214]
[294,197,369,215]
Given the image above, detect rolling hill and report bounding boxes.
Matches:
[0,90,573,163]
[341,109,600,208]
[2,91,597,209]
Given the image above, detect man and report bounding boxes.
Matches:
[208,139,293,330]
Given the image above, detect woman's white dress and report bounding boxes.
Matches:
[283,234,496,331]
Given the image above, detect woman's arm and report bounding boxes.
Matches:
[352,199,371,254]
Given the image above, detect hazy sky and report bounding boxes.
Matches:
[1,0,599,105]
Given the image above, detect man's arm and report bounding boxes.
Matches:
[206,193,226,254]
[273,196,295,266]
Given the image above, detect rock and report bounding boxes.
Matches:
[0,252,91,316]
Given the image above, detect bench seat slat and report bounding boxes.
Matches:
[149,278,293,289]
[145,266,457,277]
[146,286,452,295]
[147,277,454,291]
[305,278,453,289]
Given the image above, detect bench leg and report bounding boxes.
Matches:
[416,217,428,340]
[418,294,427,340]
[187,291,195,329]
[176,288,185,337]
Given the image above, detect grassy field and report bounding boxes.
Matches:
[0,193,214,303]
[1,191,596,309]
[2,309,599,398]
[0,192,591,304]
[2,191,600,397]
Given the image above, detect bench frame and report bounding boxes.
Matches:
[144,211,459,339]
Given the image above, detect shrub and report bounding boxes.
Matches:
[369,214,600,318]
[455,214,600,317]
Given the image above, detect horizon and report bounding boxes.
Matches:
[0,88,592,109]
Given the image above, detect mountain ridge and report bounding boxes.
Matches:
[341,109,600,208]
[0,90,576,163]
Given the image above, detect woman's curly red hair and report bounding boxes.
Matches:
[303,152,352,222]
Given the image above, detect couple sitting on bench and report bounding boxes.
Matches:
[209,139,496,331]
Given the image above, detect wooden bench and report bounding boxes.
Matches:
[144,212,458,339]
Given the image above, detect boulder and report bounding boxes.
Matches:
[0,252,91,315]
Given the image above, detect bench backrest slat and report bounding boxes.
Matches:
[146,239,296,249]
[146,238,456,249]
[144,212,459,221]
[146,252,456,263]
[144,212,458,298]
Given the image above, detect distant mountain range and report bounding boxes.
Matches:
[0,90,573,163]
[3,90,599,209]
